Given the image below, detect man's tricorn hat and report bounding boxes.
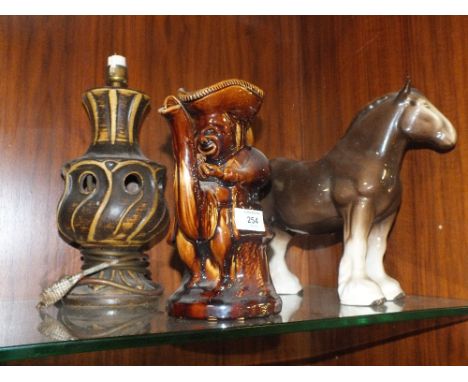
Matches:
[176,79,264,122]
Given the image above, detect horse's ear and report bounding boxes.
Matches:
[395,77,412,104]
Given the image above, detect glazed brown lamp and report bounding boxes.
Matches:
[56,55,168,307]
[160,79,282,320]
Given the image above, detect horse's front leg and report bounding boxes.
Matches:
[365,212,405,301]
[338,198,385,306]
[268,227,303,294]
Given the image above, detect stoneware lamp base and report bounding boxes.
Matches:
[63,249,163,308]
[56,55,168,308]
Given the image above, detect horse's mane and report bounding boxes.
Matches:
[350,94,393,125]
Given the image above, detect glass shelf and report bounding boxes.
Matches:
[0,285,467,362]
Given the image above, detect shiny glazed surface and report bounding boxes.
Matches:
[161,79,281,319]
[56,74,168,306]
[265,82,457,305]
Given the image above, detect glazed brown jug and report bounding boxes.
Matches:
[160,79,281,320]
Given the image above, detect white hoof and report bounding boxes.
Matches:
[372,276,405,301]
[339,278,385,306]
[279,294,303,322]
[270,270,303,295]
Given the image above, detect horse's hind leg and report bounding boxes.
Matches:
[338,198,385,306]
[268,227,303,294]
[366,212,405,301]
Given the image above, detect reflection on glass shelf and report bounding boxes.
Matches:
[0,285,467,362]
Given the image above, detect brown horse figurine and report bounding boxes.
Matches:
[264,80,457,306]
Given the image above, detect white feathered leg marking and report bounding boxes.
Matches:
[269,227,303,294]
[338,199,385,306]
[366,212,405,301]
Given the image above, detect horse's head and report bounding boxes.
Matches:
[395,80,457,151]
